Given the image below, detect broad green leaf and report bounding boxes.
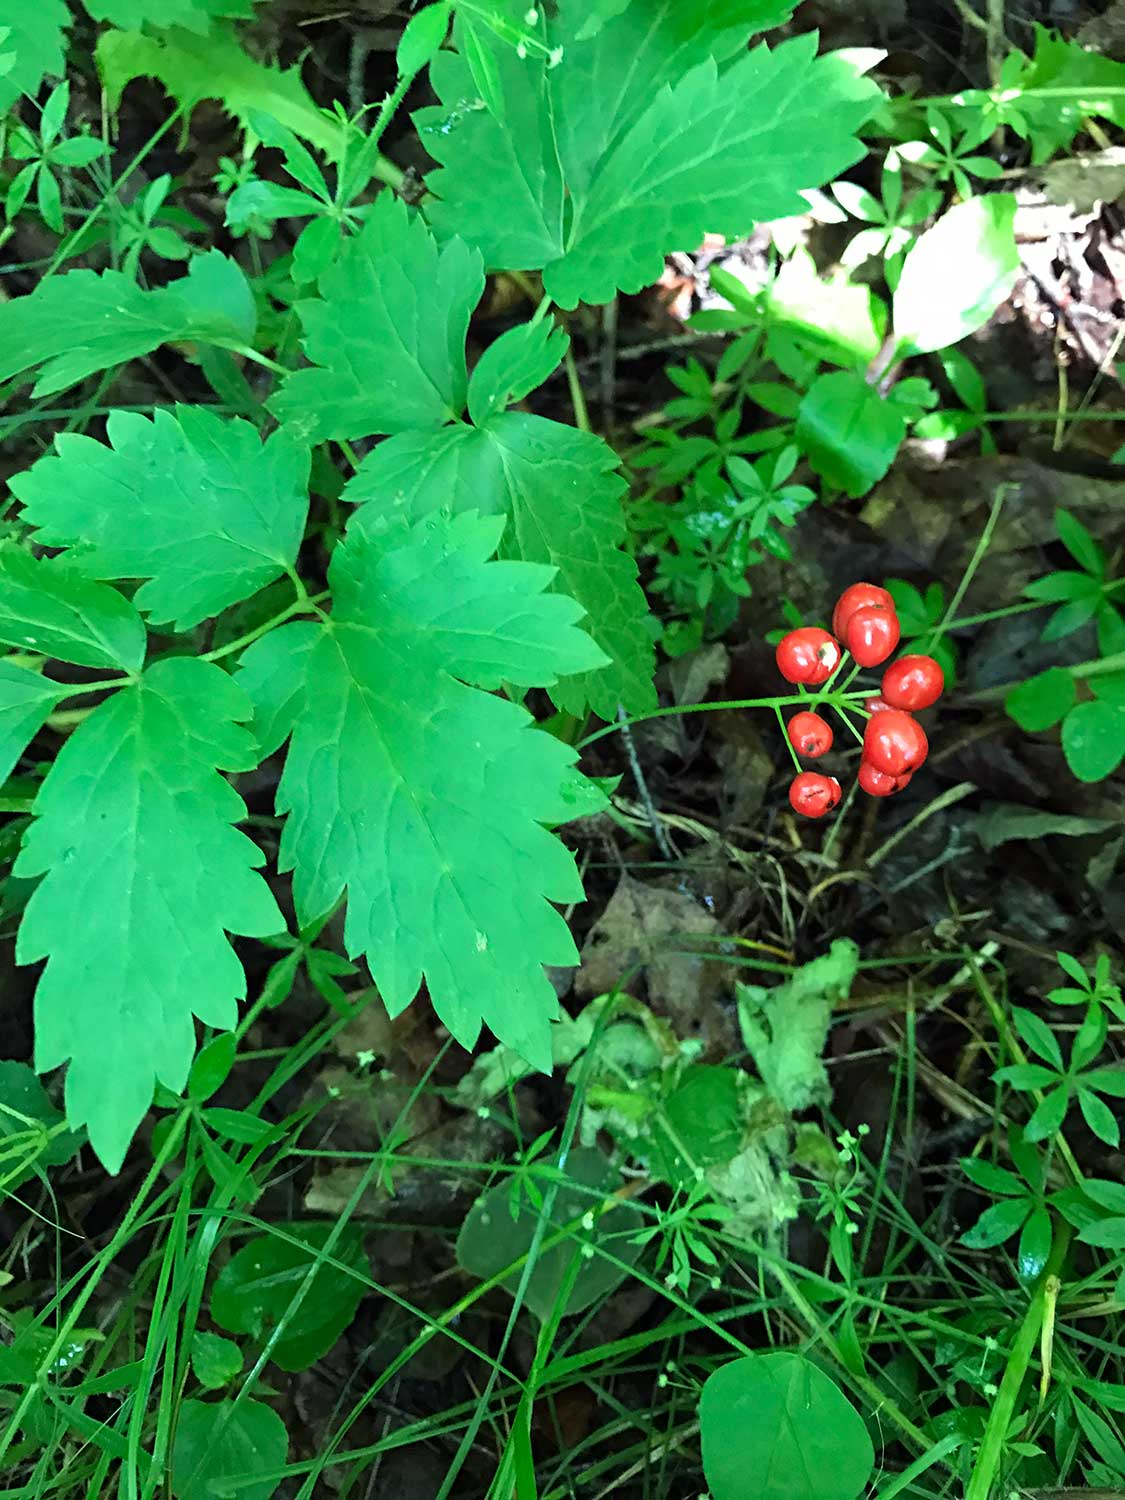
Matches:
[13,408,310,631]
[893,195,1019,355]
[187,1033,237,1102]
[239,511,604,1069]
[1005,667,1076,732]
[1019,25,1125,162]
[1062,699,1125,782]
[961,1195,1031,1248]
[0,662,64,785]
[0,2,69,113]
[343,414,655,717]
[456,1146,643,1320]
[973,803,1111,850]
[1012,1005,1063,1068]
[172,1397,286,1500]
[796,370,905,496]
[189,1331,243,1391]
[647,1064,744,1187]
[15,659,283,1172]
[467,320,569,428]
[0,1059,83,1196]
[418,13,879,306]
[0,251,255,398]
[83,0,259,31]
[269,194,483,440]
[97,26,350,162]
[737,939,858,1112]
[960,1156,1024,1195]
[766,249,885,367]
[396,1,451,74]
[209,1223,367,1371]
[0,548,145,670]
[700,1352,874,1500]
[1018,1206,1052,1280]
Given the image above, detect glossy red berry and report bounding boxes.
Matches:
[858,759,913,797]
[866,695,892,714]
[863,709,928,777]
[787,711,833,757]
[846,606,901,668]
[881,654,944,712]
[832,582,895,641]
[788,771,842,818]
[775,627,842,686]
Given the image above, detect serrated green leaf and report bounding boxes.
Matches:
[13,408,310,631]
[893,195,1019,355]
[1062,698,1125,782]
[0,662,64,785]
[0,548,145,670]
[418,12,878,306]
[210,1223,366,1371]
[467,320,569,428]
[343,414,655,717]
[269,194,483,440]
[1005,667,1076,732]
[15,659,283,1172]
[0,1,70,112]
[97,25,349,162]
[172,1397,286,1500]
[0,251,254,398]
[796,370,905,496]
[83,0,260,31]
[240,510,604,1070]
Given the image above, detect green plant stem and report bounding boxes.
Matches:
[926,483,1010,653]
[564,345,591,433]
[578,689,873,750]
[367,66,422,159]
[964,1221,1071,1500]
[966,647,1125,704]
[202,586,329,663]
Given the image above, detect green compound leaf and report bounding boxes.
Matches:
[1062,698,1125,782]
[700,1352,874,1500]
[796,369,905,497]
[418,6,878,306]
[210,1223,367,1372]
[84,0,259,31]
[893,195,1019,356]
[15,659,283,1173]
[0,661,64,787]
[97,25,349,161]
[0,1,70,113]
[0,547,146,670]
[239,510,604,1070]
[1005,666,1076,732]
[172,1397,287,1500]
[342,413,655,718]
[13,408,310,631]
[0,251,255,398]
[269,194,483,441]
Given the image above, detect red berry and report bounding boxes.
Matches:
[846,606,901,668]
[775,627,842,686]
[788,771,842,818]
[863,709,928,777]
[832,582,895,641]
[858,759,912,797]
[881,654,944,711]
[866,695,892,714]
[787,711,833,757]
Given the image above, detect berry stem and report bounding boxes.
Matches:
[833,705,866,746]
[774,704,803,772]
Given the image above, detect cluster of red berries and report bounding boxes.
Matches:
[774,583,944,819]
